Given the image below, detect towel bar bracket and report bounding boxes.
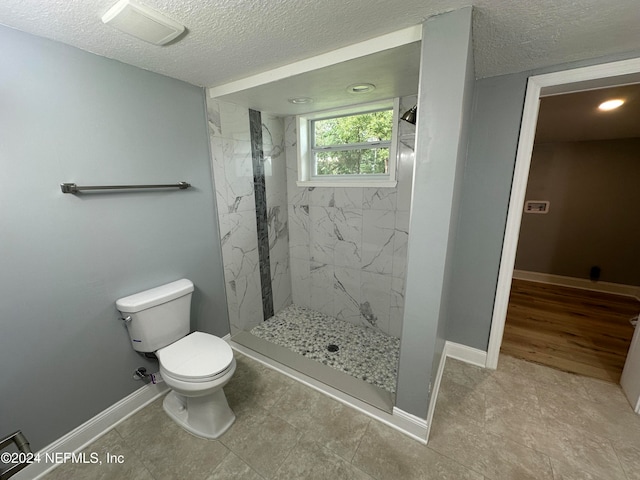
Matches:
[0,430,32,480]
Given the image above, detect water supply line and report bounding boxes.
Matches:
[133,367,163,384]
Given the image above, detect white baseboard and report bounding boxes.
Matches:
[15,382,169,480]
[232,339,488,446]
[18,335,485,477]
[391,407,429,444]
[423,341,488,442]
[513,270,640,300]
[20,333,230,479]
[444,341,488,368]
[231,340,429,444]
[424,345,448,441]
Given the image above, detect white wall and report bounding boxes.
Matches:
[284,95,416,337]
[263,113,293,314]
[206,99,291,333]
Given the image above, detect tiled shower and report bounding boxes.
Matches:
[207,100,292,333]
[206,95,415,394]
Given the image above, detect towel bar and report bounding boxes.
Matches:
[60,181,191,194]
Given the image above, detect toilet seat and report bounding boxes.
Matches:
[157,331,234,382]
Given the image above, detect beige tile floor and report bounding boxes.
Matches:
[43,352,640,480]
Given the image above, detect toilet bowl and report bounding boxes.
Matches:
[115,279,236,439]
[157,331,236,438]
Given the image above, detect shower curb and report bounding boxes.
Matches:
[231,338,430,444]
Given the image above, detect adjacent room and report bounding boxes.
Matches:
[502,84,640,382]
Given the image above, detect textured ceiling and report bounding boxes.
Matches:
[0,0,639,88]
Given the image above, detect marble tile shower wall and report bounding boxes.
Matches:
[261,111,292,315]
[206,98,291,334]
[285,95,416,338]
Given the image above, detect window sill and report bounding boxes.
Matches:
[296,180,397,188]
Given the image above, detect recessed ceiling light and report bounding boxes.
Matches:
[288,97,313,104]
[598,99,625,111]
[347,83,376,94]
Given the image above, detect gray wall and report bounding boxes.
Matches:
[395,7,474,418]
[446,51,640,351]
[0,25,228,450]
[516,139,640,286]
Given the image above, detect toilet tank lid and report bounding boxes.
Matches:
[116,279,194,313]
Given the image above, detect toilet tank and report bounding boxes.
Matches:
[116,279,194,353]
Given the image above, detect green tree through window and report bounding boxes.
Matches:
[312,109,393,175]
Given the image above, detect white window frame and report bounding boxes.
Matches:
[296,98,399,187]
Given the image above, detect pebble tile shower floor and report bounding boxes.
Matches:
[250,304,400,393]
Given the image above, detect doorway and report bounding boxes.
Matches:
[486,57,640,371]
[499,84,640,382]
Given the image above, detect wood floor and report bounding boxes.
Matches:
[501,279,640,383]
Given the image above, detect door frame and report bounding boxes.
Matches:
[485,57,640,369]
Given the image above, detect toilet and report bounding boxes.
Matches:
[116,279,236,439]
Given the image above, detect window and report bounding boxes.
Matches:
[313,108,392,176]
[297,99,399,187]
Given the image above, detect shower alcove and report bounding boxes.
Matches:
[206,94,416,412]
[205,38,420,412]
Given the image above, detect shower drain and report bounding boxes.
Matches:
[327,344,339,353]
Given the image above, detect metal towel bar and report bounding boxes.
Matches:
[60,181,191,194]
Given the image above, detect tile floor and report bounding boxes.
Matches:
[42,353,640,480]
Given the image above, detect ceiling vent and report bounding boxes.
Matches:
[102,0,185,46]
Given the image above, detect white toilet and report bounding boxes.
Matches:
[116,278,236,439]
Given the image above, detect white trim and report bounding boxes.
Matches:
[423,341,487,441]
[14,382,169,480]
[513,270,640,300]
[296,98,399,186]
[621,324,640,414]
[424,346,447,441]
[296,180,397,188]
[486,57,640,370]
[485,75,541,370]
[302,99,396,122]
[533,59,640,93]
[23,335,484,456]
[444,341,488,367]
[391,407,429,443]
[229,339,488,446]
[207,26,422,97]
[230,340,429,444]
[19,333,232,479]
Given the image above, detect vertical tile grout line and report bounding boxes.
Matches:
[350,417,371,465]
[249,109,274,321]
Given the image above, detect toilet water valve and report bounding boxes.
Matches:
[133,367,148,381]
[133,367,163,384]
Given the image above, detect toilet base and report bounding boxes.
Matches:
[162,389,235,439]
